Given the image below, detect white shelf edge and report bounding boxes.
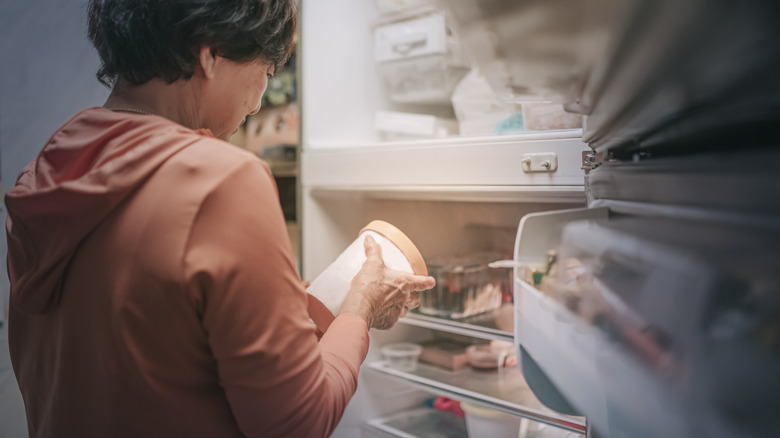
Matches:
[306,130,584,151]
[308,185,586,203]
[398,314,514,343]
[367,361,587,434]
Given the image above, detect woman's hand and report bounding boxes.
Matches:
[340,235,436,330]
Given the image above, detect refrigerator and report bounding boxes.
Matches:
[298,0,780,437]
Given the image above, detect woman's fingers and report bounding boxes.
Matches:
[408,274,436,292]
[362,235,384,265]
[349,235,436,330]
[406,291,421,310]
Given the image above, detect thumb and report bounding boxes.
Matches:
[409,274,436,291]
[363,234,383,262]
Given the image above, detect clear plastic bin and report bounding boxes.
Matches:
[378,54,470,104]
[450,69,515,136]
[374,11,470,104]
[521,102,582,130]
[374,110,458,140]
[419,254,509,319]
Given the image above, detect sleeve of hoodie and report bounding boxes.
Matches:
[182,156,369,438]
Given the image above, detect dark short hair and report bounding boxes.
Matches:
[87,0,297,87]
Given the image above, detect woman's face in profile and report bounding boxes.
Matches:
[206,56,275,140]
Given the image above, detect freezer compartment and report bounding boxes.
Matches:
[513,208,780,438]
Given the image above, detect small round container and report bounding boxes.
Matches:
[306,220,427,332]
[461,402,523,438]
[466,345,502,370]
[381,342,423,372]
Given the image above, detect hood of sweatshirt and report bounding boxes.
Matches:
[5,107,215,314]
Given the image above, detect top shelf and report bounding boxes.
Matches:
[301,131,589,191]
[306,130,584,150]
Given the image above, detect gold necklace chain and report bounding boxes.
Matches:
[105,107,153,116]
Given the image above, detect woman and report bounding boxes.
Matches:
[4,1,435,437]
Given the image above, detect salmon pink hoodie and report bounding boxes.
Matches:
[5,108,369,438]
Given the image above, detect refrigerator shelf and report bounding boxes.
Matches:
[308,185,585,204]
[400,306,514,343]
[362,407,468,438]
[307,129,583,150]
[366,361,586,434]
[302,131,589,190]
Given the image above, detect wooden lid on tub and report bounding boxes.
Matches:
[360,220,428,276]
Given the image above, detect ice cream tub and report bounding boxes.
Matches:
[306,220,427,332]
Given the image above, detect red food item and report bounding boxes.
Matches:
[433,397,465,417]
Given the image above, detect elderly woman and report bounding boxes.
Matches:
[4,1,435,437]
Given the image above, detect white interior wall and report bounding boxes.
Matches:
[0,1,109,436]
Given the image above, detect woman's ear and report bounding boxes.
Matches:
[197,46,218,80]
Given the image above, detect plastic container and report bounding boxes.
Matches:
[375,110,459,140]
[521,102,582,130]
[450,69,515,136]
[378,54,470,104]
[306,220,427,332]
[381,342,423,371]
[466,341,515,370]
[419,254,508,319]
[374,12,470,104]
[460,402,523,438]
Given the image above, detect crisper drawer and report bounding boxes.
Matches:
[512,209,780,438]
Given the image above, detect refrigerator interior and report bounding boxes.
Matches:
[300,0,779,437]
[300,0,591,436]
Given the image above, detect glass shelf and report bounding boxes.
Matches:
[400,304,515,342]
[367,361,586,434]
[364,407,468,438]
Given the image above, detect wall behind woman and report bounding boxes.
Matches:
[0,0,109,321]
[0,1,109,435]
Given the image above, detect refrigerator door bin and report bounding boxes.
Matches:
[512,208,780,438]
